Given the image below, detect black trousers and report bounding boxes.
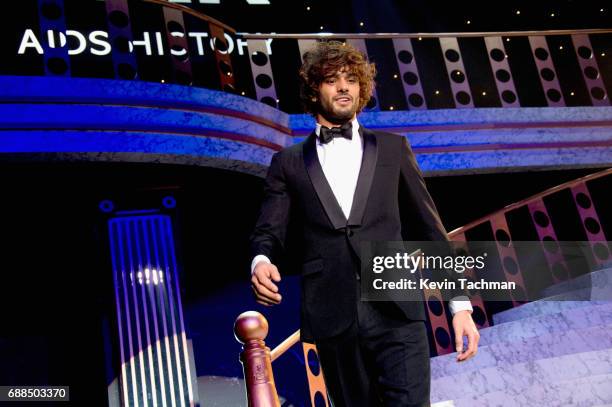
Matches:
[315,300,431,407]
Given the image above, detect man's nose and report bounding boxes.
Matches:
[336,78,349,91]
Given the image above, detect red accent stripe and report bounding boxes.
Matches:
[202,129,284,151]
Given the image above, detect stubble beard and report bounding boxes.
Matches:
[318,96,358,126]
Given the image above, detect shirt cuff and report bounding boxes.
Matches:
[251,255,271,275]
[449,297,473,316]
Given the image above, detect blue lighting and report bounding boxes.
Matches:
[1,76,610,176]
[162,196,176,209]
[99,200,114,213]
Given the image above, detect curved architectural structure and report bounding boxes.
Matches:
[1,76,611,176]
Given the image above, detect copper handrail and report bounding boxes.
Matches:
[448,167,612,236]
[235,311,281,407]
[270,329,300,362]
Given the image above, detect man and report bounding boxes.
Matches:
[250,41,479,406]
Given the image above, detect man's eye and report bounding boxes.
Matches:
[325,79,335,84]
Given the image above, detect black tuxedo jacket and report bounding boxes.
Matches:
[251,127,451,342]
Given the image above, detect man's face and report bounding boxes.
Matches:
[317,67,360,125]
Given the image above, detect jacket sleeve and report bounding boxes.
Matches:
[398,136,448,242]
[398,136,471,303]
[249,151,292,265]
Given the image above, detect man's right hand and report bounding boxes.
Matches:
[251,262,282,306]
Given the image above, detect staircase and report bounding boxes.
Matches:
[431,267,612,407]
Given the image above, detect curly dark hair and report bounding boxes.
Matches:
[299,41,376,115]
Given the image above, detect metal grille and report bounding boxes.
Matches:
[109,215,196,407]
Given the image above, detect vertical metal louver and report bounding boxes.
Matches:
[109,215,196,407]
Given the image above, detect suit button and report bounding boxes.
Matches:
[347,229,354,237]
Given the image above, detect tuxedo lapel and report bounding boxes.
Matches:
[347,127,378,226]
[303,132,347,230]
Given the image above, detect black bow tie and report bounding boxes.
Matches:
[319,122,353,144]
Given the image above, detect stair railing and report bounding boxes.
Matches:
[237,167,611,406]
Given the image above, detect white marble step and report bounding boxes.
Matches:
[493,298,610,325]
[451,372,612,407]
[493,266,612,325]
[431,348,612,402]
[541,267,612,298]
[195,375,293,406]
[431,322,612,380]
[545,285,612,300]
[479,301,612,346]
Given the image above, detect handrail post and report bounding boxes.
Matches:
[234,311,281,407]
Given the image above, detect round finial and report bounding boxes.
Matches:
[234,311,269,344]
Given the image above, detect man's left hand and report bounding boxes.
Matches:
[452,310,480,362]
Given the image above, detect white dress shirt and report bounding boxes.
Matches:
[315,118,363,219]
[252,119,472,315]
